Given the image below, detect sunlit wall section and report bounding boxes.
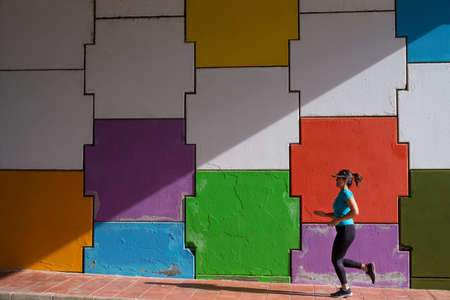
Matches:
[291,118,408,224]
[398,64,450,289]
[290,118,409,287]
[292,224,409,288]
[186,68,298,170]
[289,2,410,288]
[186,66,300,280]
[397,0,450,63]
[398,64,450,169]
[400,171,450,289]
[397,0,450,289]
[290,11,406,116]
[186,171,299,282]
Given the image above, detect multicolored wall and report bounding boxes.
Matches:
[1,0,449,290]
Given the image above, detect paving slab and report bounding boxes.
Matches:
[0,270,449,300]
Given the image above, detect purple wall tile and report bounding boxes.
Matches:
[291,224,409,288]
[85,119,194,221]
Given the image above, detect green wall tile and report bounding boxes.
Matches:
[400,170,450,280]
[186,171,299,279]
[197,274,290,283]
[411,277,450,290]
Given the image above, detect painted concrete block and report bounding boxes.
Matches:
[291,117,408,223]
[0,71,92,169]
[86,18,194,118]
[186,68,299,169]
[400,170,450,280]
[0,0,92,69]
[300,0,394,12]
[0,171,92,272]
[97,0,184,17]
[398,64,450,169]
[186,171,299,282]
[411,278,450,290]
[397,0,450,62]
[84,119,194,221]
[84,222,194,278]
[291,224,409,288]
[290,12,405,116]
[186,0,298,67]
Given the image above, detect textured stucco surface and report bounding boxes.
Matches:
[291,117,408,223]
[400,170,450,281]
[0,71,92,169]
[398,63,450,168]
[186,0,298,67]
[186,67,298,169]
[186,171,299,281]
[0,171,92,272]
[290,12,405,116]
[0,0,92,69]
[85,119,194,221]
[86,18,194,118]
[291,224,409,288]
[84,222,194,278]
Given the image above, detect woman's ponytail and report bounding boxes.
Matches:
[353,173,363,187]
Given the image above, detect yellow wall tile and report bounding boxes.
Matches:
[187,0,298,67]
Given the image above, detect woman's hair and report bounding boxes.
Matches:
[352,172,363,187]
[334,169,363,187]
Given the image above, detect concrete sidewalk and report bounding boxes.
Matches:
[0,270,449,300]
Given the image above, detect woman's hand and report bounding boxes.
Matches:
[327,218,340,227]
[314,210,327,217]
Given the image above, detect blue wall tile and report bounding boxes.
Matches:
[84,222,194,278]
[397,0,450,62]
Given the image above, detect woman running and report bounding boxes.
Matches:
[314,169,376,298]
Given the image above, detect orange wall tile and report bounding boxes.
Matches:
[0,171,92,272]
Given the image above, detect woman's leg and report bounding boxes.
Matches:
[331,225,357,286]
[343,258,362,269]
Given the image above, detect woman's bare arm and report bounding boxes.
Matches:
[314,210,335,218]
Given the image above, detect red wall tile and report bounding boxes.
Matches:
[291,117,408,223]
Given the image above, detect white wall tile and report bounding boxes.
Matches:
[300,0,394,13]
[86,18,194,118]
[97,0,184,17]
[290,12,406,116]
[399,64,450,169]
[0,71,92,169]
[0,0,93,69]
[187,68,299,170]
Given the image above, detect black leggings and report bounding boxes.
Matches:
[332,224,362,285]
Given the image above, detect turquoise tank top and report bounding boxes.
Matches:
[333,189,354,226]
